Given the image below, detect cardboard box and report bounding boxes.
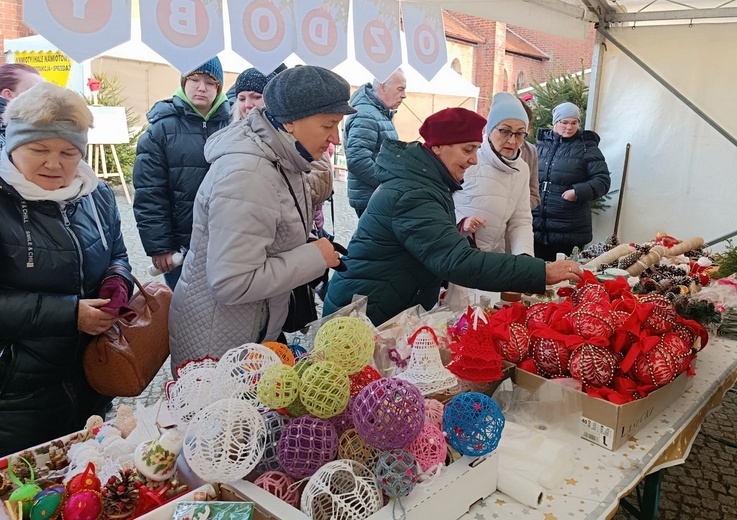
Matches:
[513,369,691,451]
[226,452,499,520]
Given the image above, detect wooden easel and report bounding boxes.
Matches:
[87,143,132,204]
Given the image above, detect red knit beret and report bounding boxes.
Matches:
[419,107,488,147]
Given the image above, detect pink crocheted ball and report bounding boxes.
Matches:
[424,398,444,429]
[353,378,425,450]
[406,422,447,472]
[255,471,300,508]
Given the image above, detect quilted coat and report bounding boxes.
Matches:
[533,128,611,247]
[520,140,540,210]
[323,140,547,326]
[168,108,327,370]
[454,139,534,255]
[0,156,133,455]
[344,84,398,213]
[132,91,230,256]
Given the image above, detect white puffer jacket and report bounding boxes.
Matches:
[454,138,534,255]
[168,108,328,370]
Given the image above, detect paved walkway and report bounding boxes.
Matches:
[110,179,736,520]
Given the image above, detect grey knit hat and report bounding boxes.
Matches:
[263,65,357,123]
[5,119,88,155]
[486,92,529,134]
[552,102,581,124]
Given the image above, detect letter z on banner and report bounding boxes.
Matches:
[228,0,296,74]
[294,0,348,69]
[352,0,401,83]
[23,0,131,63]
[401,2,447,81]
[140,0,225,74]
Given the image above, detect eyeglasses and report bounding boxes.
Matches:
[494,127,529,140]
[556,120,580,127]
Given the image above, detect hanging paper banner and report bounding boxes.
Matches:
[401,2,448,81]
[352,0,401,83]
[140,0,225,74]
[13,51,72,87]
[293,0,348,69]
[23,0,132,63]
[228,0,295,75]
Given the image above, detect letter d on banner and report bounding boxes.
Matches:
[228,0,295,74]
[140,0,224,74]
[402,3,447,81]
[353,0,401,83]
[294,0,348,69]
[24,0,131,62]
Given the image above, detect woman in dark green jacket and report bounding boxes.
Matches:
[324,107,582,326]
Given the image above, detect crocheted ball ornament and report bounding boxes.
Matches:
[282,359,315,417]
[166,364,216,424]
[262,341,296,366]
[299,360,350,419]
[568,344,618,388]
[313,317,375,375]
[256,410,290,473]
[288,341,309,360]
[638,294,677,334]
[329,398,355,438]
[300,460,382,520]
[254,471,300,508]
[424,398,445,429]
[442,392,505,456]
[257,364,301,409]
[567,303,616,341]
[183,398,266,481]
[338,428,381,469]
[277,416,338,479]
[353,378,425,450]
[349,365,382,398]
[375,450,419,499]
[210,343,281,401]
[632,346,678,387]
[531,336,571,377]
[494,322,530,364]
[406,422,448,472]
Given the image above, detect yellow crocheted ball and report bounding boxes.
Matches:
[257,364,300,409]
[299,361,350,419]
[314,317,375,375]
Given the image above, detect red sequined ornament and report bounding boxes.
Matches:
[494,323,530,363]
[567,303,615,341]
[348,365,382,398]
[531,336,570,377]
[571,283,610,307]
[568,345,617,388]
[62,490,103,520]
[638,294,677,334]
[632,346,677,387]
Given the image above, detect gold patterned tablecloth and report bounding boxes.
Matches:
[461,336,737,520]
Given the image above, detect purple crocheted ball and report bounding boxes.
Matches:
[353,378,425,450]
[277,416,338,479]
[329,398,355,438]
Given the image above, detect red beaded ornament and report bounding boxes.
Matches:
[632,346,677,387]
[638,294,677,334]
[568,345,618,388]
[658,333,694,374]
[571,283,610,307]
[567,303,615,341]
[531,336,571,377]
[525,303,552,328]
[494,323,530,363]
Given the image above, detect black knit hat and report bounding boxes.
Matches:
[263,65,356,123]
[234,68,277,96]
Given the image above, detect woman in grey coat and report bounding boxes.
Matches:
[168,66,351,371]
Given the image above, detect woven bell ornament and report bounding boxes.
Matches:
[395,327,458,396]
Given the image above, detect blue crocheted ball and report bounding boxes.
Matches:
[442,392,505,456]
[375,450,419,498]
[256,410,289,473]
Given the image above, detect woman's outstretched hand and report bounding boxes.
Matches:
[545,260,583,285]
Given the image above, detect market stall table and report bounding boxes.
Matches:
[461,336,737,520]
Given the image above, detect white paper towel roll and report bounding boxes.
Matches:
[497,470,544,509]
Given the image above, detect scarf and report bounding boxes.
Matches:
[0,150,98,202]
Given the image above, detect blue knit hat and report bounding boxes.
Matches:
[181,57,224,93]
[552,102,581,124]
[263,65,356,123]
[486,92,529,134]
[234,67,278,96]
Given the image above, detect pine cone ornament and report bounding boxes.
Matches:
[102,469,139,519]
[617,250,642,270]
[568,345,617,388]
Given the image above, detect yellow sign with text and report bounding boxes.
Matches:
[13,51,72,87]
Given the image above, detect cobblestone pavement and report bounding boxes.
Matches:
[110,179,737,519]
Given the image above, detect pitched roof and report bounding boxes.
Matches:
[442,11,485,45]
[505,29,549,60]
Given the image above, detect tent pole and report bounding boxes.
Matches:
[613,143,630,238]
[597,26,737,149]
[585,30,606,132]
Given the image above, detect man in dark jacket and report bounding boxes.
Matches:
[324,107,583,326]
[344,68,406,217]
[133,57,230,288]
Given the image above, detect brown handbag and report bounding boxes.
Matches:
[84,278,172,397]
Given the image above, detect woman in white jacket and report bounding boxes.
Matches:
[454,92,534,256]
